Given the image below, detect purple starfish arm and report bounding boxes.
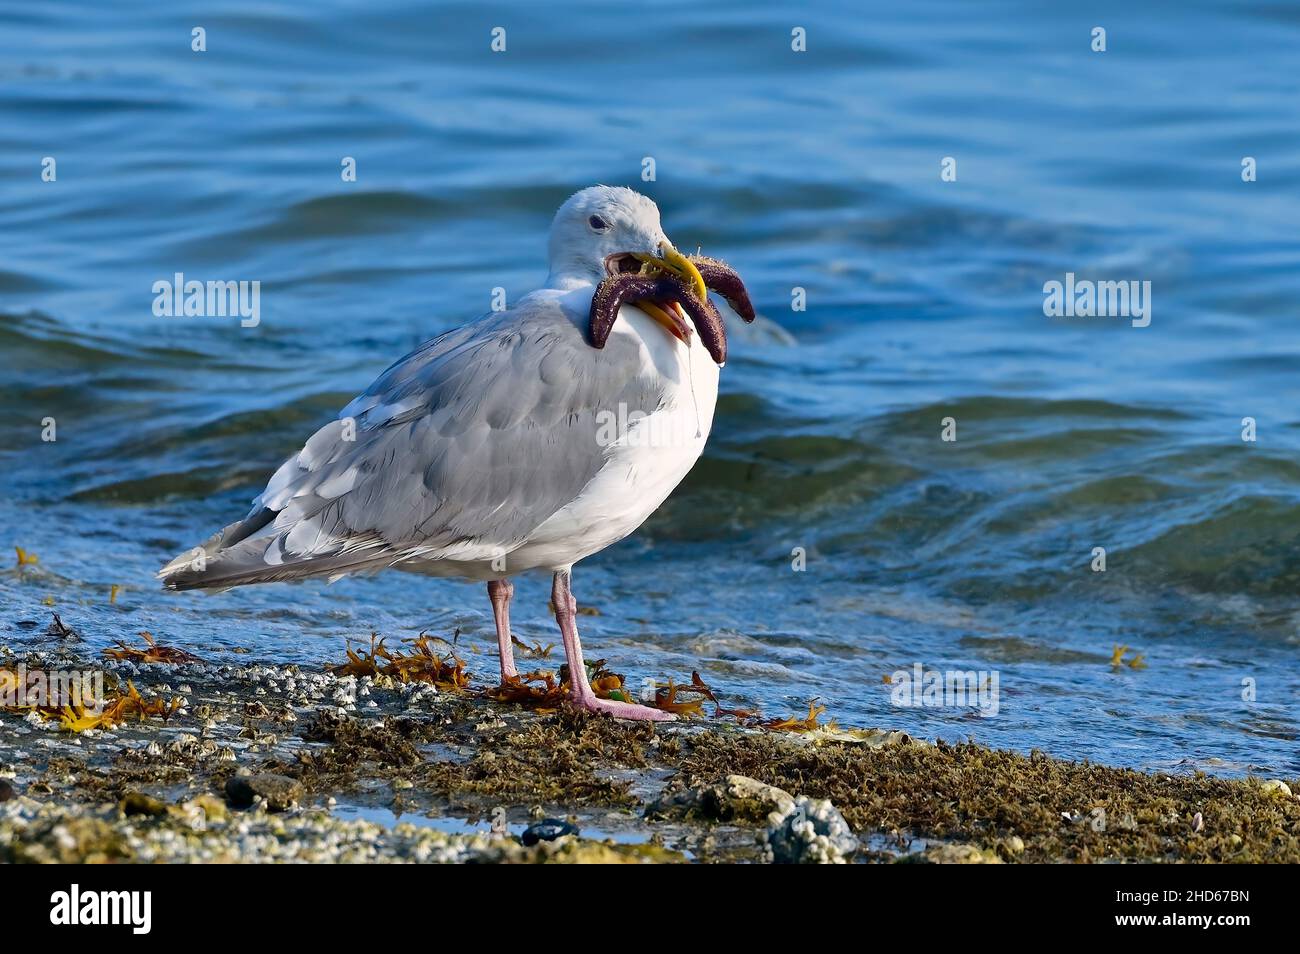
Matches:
[669,287,728,365]
[690,255,756,323]
[588,274,662,349]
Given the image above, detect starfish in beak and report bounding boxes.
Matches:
[590,244,754,364]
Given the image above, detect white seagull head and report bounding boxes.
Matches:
[547,185,676,287]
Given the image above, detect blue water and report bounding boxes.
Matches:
[2,0,1298,776]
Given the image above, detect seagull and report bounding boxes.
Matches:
[160,185,750,721]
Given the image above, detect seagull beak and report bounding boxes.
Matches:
[635,299,693,343]
[634,242,708,302]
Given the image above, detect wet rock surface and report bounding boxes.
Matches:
[225,774,304,812]
[521,818,578,846]
[914,843,1005,864]
[646,774,794,823]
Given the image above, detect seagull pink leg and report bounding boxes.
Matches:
[551,569,675,722]
[487,578,518,681]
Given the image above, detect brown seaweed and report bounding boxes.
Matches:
[103,631,204,665]
[486,659,630,708]
[329,632,470,690]
[0,671,182,733]
[510,634,554,659]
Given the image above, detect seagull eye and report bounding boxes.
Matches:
[588,215,610,232]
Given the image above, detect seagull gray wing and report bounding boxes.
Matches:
[160,294,665,588]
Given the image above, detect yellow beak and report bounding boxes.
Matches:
[635,299,691,343]
[633,242,708,301]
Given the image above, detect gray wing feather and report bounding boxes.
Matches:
[161,295,664,589]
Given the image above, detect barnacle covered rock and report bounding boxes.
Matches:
[647,774,795,823]
[763,795,858,864]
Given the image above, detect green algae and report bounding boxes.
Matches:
[665,731,1300,863]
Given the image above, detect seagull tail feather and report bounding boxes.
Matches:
[157,507,277,590]
[158,509,395,591]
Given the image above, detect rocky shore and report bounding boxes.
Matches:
[2,638,1297,864]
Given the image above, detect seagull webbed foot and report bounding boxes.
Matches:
[569,690,677,722]
[551,568,676,722]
